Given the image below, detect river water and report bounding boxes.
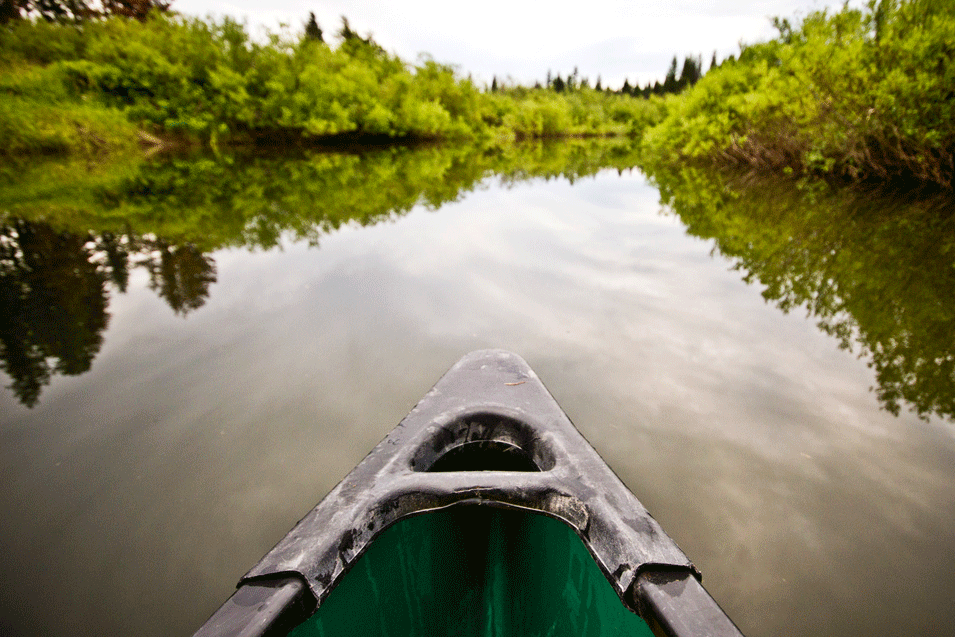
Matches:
[1,143,953,636]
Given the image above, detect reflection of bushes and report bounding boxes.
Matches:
[0,138,639,407]
[1,138,642,251]
[644,162,955,422]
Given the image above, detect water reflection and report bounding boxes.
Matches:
[0,139,639,407]
[1,144,954,637]
[3,145,954,419]
[644,164,955,422]
[0,220,108,407]
[0,220,216,406]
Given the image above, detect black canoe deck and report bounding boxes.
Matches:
[193,350,744,637]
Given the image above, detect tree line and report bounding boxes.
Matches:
[3,0,952,189]
[488,53,710,98]
[1,0,170,23]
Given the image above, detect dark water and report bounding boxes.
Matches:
[1,143,953,636]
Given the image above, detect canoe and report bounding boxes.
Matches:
[192,350,744,637]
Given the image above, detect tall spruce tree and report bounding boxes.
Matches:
[305,12,323,41]
[677,55,701,91]
[338,15,358,40]
[663,56,678,93]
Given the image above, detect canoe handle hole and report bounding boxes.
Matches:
[427,440,540,472]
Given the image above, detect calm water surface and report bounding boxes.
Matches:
[1,148,953,636]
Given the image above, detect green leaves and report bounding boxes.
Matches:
[1,12,670,151]
[639,0,955,189]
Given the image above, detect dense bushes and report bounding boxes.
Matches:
[0,14,661,154]
[0,15,486,147]
[641,0,955,188]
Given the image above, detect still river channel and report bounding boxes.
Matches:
[1,141,954,636]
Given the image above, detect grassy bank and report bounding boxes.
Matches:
[0,60,139,155]
[640,0,955,190]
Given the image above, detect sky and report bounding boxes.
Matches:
[171,0,854,89]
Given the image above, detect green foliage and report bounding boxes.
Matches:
[641,0,955,189]
[0,61,138,155]
[0,17,85,64]
[0,14,670,151]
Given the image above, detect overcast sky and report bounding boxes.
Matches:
[172,0,854,89]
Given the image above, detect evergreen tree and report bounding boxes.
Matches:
[552,74,565,92]
[491,76,498,92]
[663,56,678,93]
[305,12,323,42]
[709,50,718,72]
[335,15,382,51]
[338,15,358,40]
[621,78,631,95]
[677,55,701,91]
[594,75,602,91]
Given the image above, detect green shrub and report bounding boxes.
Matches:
[1,12,655,152]
[641,0,955,188]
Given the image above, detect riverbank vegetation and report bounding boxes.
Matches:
[641,0,955,189]
[3,1,954,191]
[0,11,658,156]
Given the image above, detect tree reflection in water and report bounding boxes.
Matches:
[6,140,951,420]
[0,220,108,407]
[143,241,217,316]
[0,220,216,406]
[644,163,955,422]
[0,139,639,408]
